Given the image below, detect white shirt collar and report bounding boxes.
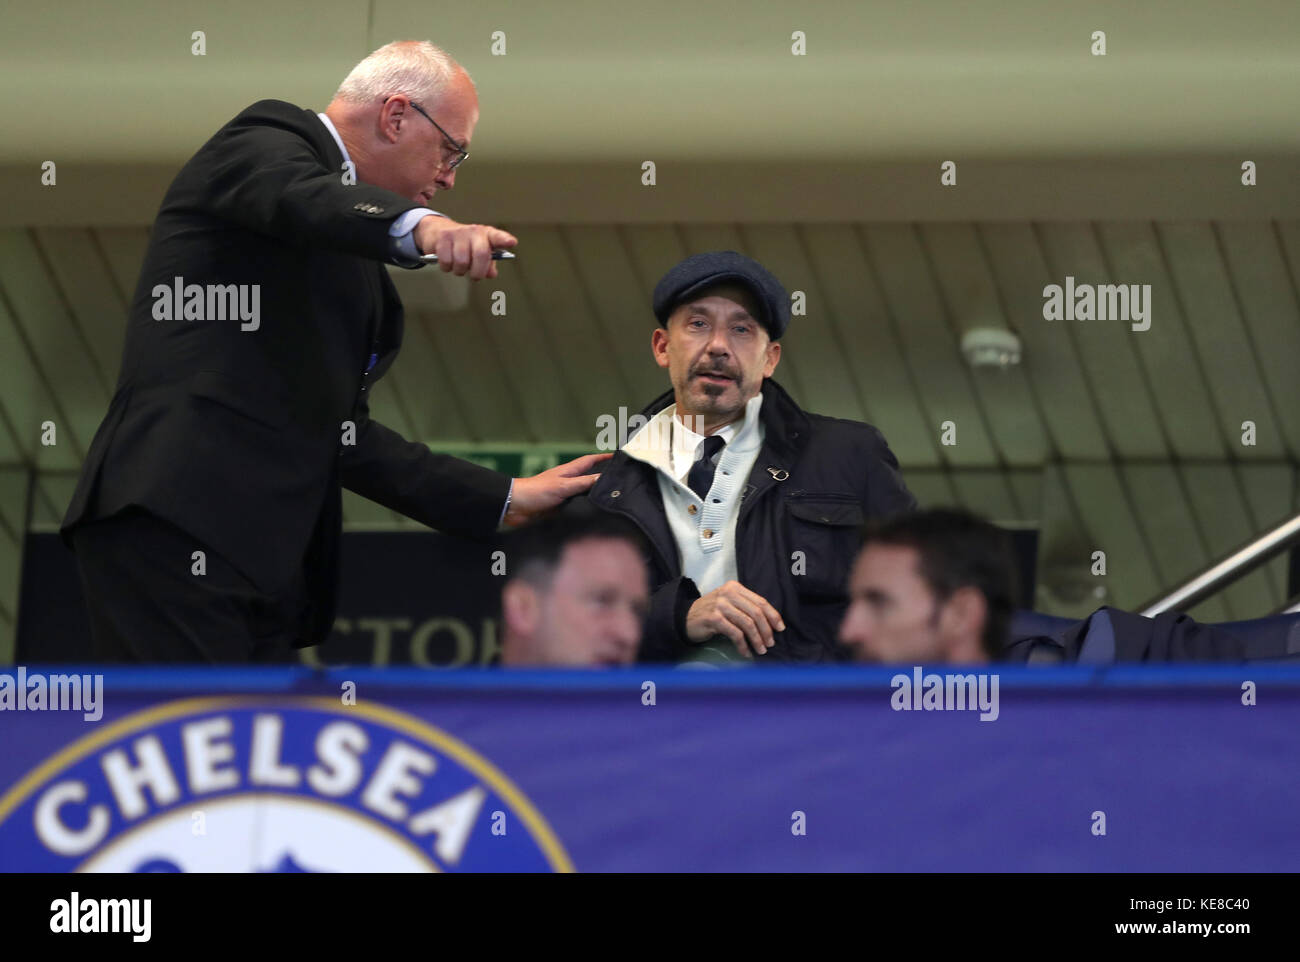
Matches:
[624,393,763,482]
[316,112,352,168]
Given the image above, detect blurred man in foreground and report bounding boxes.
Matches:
[500,513,650,667]
[838,508,1017,664]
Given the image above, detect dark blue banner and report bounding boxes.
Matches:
[1,666,1295,871]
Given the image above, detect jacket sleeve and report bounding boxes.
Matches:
[338,393,512,539]
[186,102,424,262]
[863,425,917,517]
[551,492,701,663]
[638,575,701,663]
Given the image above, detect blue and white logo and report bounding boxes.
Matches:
[0,698,571,872]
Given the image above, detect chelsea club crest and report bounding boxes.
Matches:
[0,697,571,872]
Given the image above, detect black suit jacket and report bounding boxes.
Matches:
[61,99,511,647]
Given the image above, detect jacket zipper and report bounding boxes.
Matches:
[784,491,860,503]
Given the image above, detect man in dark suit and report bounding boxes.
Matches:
[575,251,916,664]
[61,41,604,662]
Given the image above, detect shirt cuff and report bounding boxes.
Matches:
[387,208,445,268]
[496,478,515,531]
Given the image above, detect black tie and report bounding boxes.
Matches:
[687,435,726,501]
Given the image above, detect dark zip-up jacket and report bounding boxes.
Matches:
[576,378,916,662]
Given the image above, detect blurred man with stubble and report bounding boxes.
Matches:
[60,41,606,663]
[838,509,1017,664]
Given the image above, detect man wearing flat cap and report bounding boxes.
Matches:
[574,250,916,663]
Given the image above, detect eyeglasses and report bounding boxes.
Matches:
[408,101,469,171]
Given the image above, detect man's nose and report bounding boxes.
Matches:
[839,607,869,648]
[613,607,643,656]
[435,167,456,191]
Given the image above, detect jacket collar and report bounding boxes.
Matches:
[633,378,811,465]
[588,377,812,565]
[240,100,342,171]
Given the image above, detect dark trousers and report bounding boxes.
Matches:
[69,508,303,663]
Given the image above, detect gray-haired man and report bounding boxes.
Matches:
[62,41,605,662]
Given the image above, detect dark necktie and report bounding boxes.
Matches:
[687,435,726,501]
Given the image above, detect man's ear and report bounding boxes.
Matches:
[764,339,781,377]
[501,580,541,637]
[651,326,671,369]
[939,586,988,660]
[377,94,408,144]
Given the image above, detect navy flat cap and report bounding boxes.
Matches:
[652,251,791,340]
